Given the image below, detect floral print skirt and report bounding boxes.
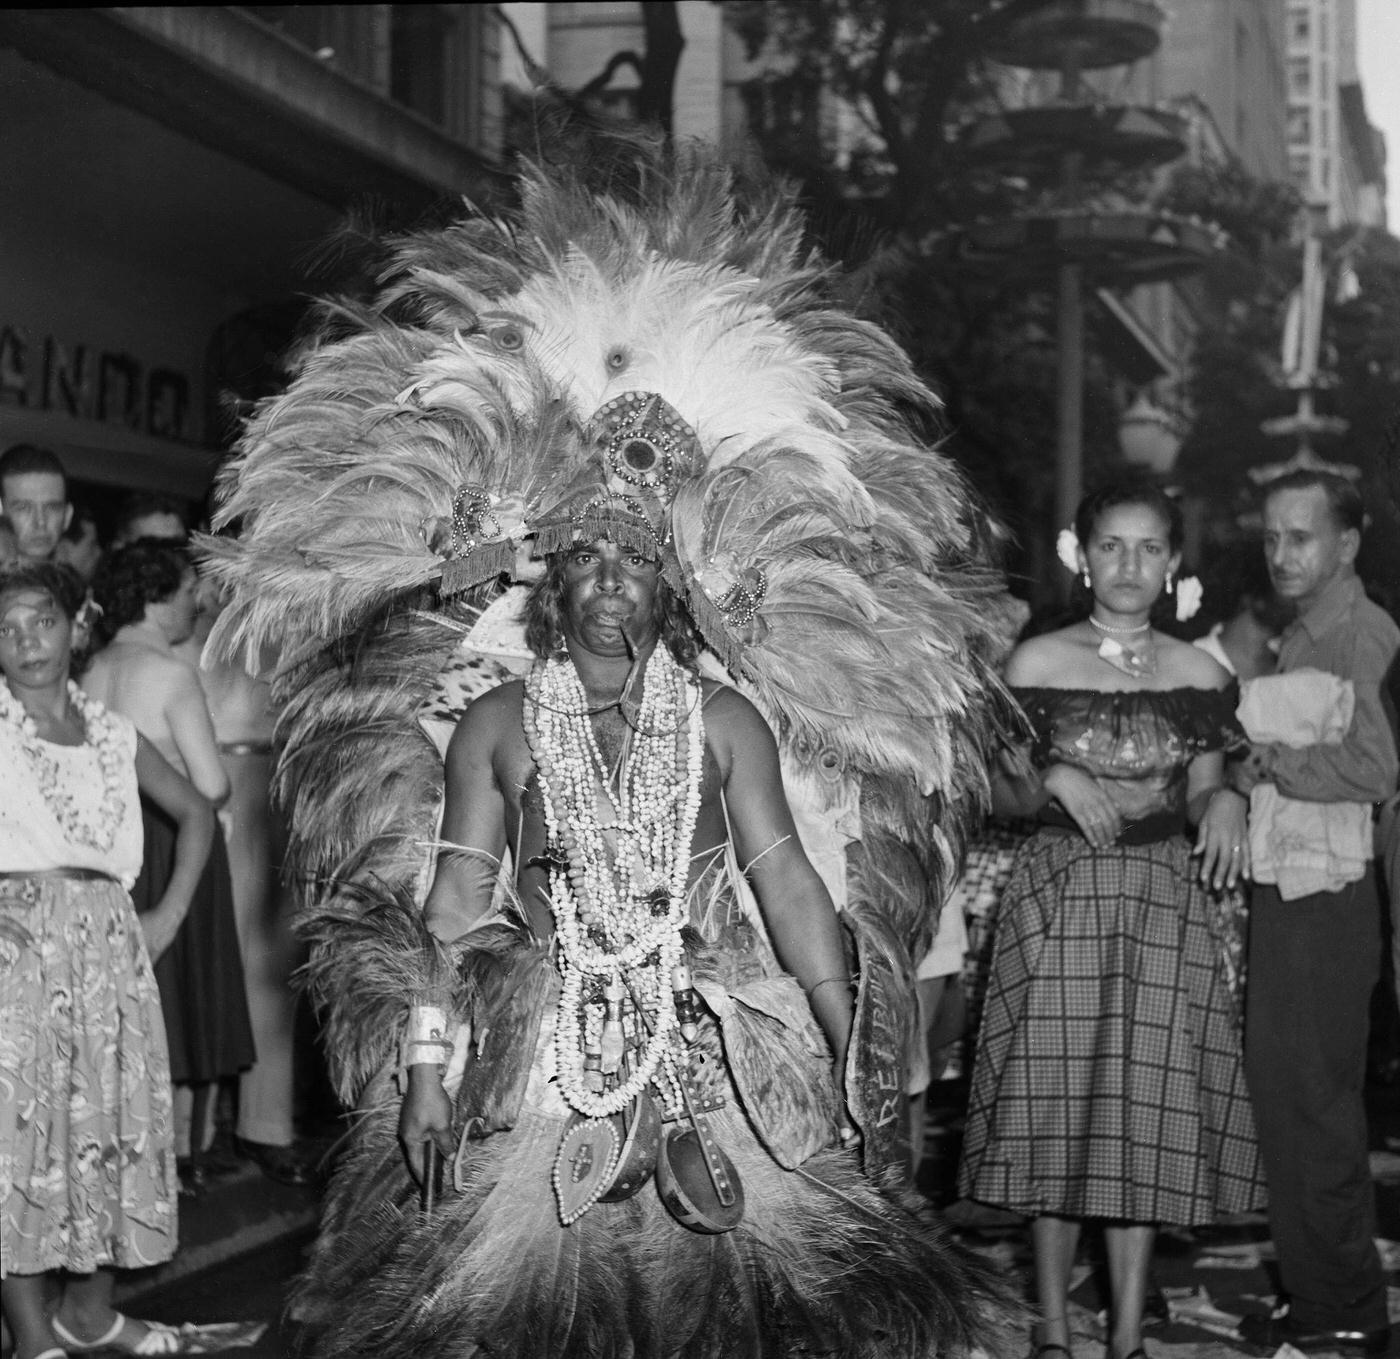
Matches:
[1,874,177,1275]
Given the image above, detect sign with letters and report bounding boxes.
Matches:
[0,324,191,442]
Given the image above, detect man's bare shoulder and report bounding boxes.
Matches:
[446,678,526,757]
[699,678,777,748]
[463,677,525,727]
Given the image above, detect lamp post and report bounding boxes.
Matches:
[1251,200,1359,483]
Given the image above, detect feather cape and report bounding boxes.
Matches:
[206,139,1022,1109]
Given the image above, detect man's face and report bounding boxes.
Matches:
[559,539,661,659]
[0,472,71,561]
[1263,485,1358,614]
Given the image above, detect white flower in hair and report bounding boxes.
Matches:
[1055,529,1081,575]
[1175,575,1204,623]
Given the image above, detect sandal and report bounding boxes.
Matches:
[34,1349,71,1359]
[51,1313,183,1355]
[1030,1345,1075,1359]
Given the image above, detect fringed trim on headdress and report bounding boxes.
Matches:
[439,540,519,596]
[532,512,663,560]
[671,562,753,679]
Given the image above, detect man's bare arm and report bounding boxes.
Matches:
[707,687,855,1076]
[423,687,514,945]
[402,685,515,1181]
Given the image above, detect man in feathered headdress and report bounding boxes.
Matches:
[206,138,1025,1356]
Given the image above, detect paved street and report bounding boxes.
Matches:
[130,1230,313,1359]
[925,1077,1400,1359]
[102,1079,1400,1359]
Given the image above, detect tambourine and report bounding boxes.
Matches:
[599,1088,663,1202]
[655,1123,744,1234]
[655,1055,743,1234]
[553,1090,665,1222]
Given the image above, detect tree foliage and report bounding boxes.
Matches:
[727,0,1400,607]
[727,0,1164,597]
[1171,165,1400,602]
[726,0,1047,237]
[496,1,1400,604]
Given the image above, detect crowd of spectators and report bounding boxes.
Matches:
[0,443,317,1194]
[5,436,1400,1358]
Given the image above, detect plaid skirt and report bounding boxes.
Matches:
[957,830,1265,1225]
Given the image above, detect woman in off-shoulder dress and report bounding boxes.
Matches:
[958,485,1264,1359]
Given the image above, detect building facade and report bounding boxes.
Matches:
[494,2,1297,484]
[0,7,506,517]
[1284,0,1387,227]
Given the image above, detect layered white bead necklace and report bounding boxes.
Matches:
[0,680,128,851]
[524,648,704,1119]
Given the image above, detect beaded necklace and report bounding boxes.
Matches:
[524,648,704,1119]
[1088,615,1150,636]
[0,680,128,851]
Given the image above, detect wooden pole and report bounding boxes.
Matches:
[1055,257,1085,557]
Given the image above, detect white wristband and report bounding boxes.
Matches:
[408,1004,450,1045]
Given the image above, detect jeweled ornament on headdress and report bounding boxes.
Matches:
[595,391,702,495]
[532,488,667,563]
[439,485,534,596]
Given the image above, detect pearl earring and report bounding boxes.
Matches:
[1165,573,1174,595]
[1082,569,1091,588]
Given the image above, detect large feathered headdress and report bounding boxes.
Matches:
[205,139,1021,1121]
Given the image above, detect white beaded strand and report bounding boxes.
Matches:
[0,680,128,852]
[525,649,703,1119]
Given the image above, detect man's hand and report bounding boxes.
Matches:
[1192,786,1250,891]
[399,1065,456,1185]
[1043,764,1122,848]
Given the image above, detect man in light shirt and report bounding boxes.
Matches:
[1236,469,1400,1357]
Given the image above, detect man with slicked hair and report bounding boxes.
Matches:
[1237,469,1400,1356]
[0,444,71,563]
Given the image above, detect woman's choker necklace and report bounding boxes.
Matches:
[1089,615,1151,637]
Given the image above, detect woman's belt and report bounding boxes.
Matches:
[218,739,274,756]
[1037,809,1185,847]
[0,867,119,883]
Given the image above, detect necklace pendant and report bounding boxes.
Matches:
[599,977,626,1074]
[1098,637,1157,678]
[583,1041,605,1093]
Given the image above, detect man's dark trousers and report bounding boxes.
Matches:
[1244,869,1387,1331]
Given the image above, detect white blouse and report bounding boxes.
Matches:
[0,709,144,887]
